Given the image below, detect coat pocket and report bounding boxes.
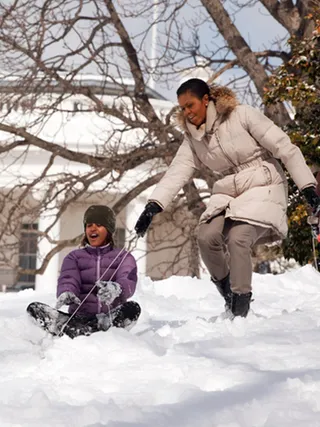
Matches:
[262,159,286,185]
[234,166,270,196]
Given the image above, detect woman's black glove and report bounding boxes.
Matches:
[134,201,163,237]
[302,186,320,215]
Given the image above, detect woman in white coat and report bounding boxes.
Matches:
[135,78,320,318]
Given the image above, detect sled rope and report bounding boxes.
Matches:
[58,238,136,336]
[312,237,318,272]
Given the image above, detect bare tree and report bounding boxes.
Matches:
[0,0,316,283]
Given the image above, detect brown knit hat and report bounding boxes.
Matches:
[83,205,116,234]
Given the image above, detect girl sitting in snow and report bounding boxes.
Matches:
[27,205,140,338]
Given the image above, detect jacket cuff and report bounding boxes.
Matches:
[148,199,164,210]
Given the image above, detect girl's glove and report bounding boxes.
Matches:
[56,291,81,309]
[96,280,122,305]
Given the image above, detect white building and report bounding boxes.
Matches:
[0,75,198,292]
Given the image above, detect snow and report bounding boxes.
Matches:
[1,265,320,427]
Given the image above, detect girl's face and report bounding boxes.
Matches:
[85,223,108,247]
[178,91,208,127]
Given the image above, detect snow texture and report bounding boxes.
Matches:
[1,265,320,427]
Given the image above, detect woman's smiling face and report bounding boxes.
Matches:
[178,91,208,127]
[85,223,108,247]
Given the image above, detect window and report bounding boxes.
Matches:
[73,101,86,112]
[17,223,38,289]
[73,101,81,112]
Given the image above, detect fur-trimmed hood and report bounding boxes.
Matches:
[175,84,238,131]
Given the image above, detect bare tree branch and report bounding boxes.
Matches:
[259,0,301,33]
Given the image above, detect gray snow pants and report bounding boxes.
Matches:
[197,213,268,293]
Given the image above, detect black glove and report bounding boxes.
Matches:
[134,201,163,237]
[302,186,320,215]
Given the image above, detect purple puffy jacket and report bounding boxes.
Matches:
[57,244,138,315]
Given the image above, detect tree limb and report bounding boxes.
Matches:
[201,0,292,125]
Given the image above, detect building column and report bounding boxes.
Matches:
[35,209,61,293]
[125,198,147,277]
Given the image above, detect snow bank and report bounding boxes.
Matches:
[0,265,320,427]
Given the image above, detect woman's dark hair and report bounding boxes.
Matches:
[176,78,210,100]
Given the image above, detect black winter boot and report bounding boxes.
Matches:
[211,273,232,310]
[112,301,141,329]
[231,292,252,317]
[97,301,142,331]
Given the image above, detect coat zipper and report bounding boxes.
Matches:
[213,127,239,197]
[213,128,237,168]
[97,249,101,313]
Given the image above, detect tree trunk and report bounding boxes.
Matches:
[189,224,200,278]
[201,0,292,126]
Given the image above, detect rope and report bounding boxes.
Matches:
[312,237,318,272]
[308,215,320,272]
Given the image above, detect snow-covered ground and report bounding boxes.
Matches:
[1,265,320,427]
